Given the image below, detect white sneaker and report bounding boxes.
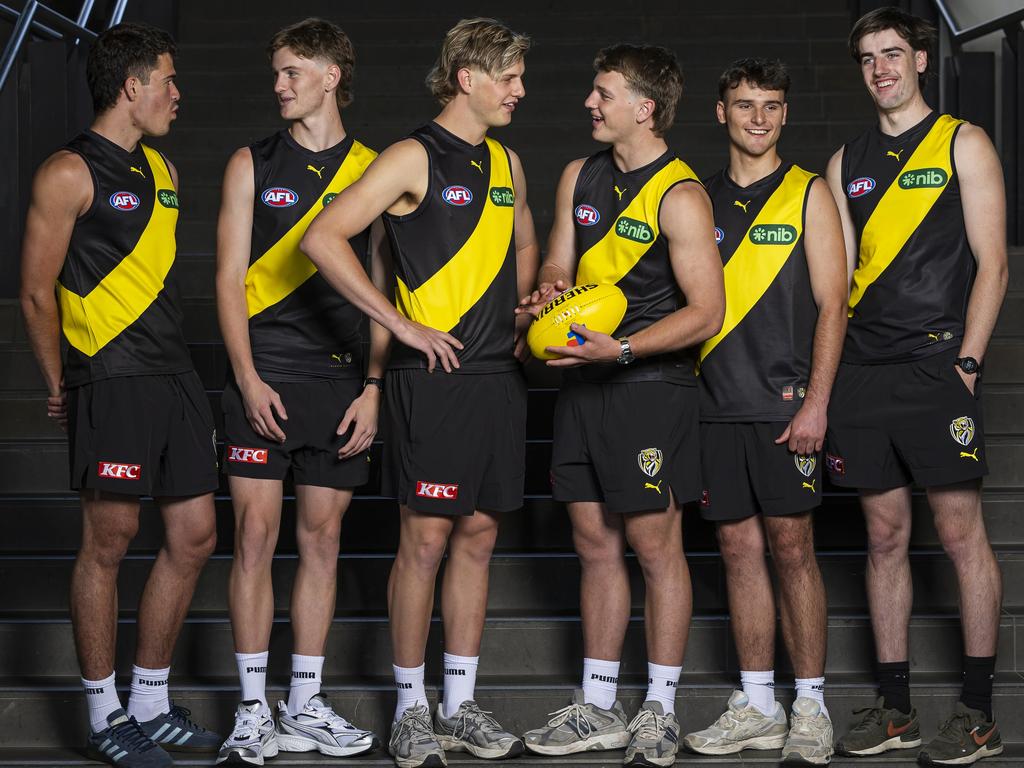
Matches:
[276,695,378,757]
[683,690,787,755]
[216,700,277,766]
[782,697,834,765]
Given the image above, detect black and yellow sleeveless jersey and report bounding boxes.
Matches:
[571,148,701,384]
[383,122,518,373]
[698,162,818,421]
[841,111,974,363]
[245,131,376,381]
[57,131,191,387]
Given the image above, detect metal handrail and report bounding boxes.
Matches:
[0,0,128,92]
[932,0,1024,46]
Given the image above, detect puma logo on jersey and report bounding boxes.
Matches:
[928,332,940,341]
[129,166,146,178]
[470,159,485,174]
[734,199,751,213]
[960,447,979,462]
[644,480,663,494]
[802,479,816,492]
[614,185,626,201]
[886,149,904,161]
[307,164,325,178]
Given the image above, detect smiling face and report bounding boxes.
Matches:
[584,69,652,144]
[856,27,927,112]
[717,79,786,158]
[271,46,336,120]
[132,52,179,136]
[464,58,525,128]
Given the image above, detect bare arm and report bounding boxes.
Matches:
[301,139,462,372]
[19,151,93,426]
[825,146,857,288]
[955,123,1008,392]
[776,178,849,454]
[508,149,540,359]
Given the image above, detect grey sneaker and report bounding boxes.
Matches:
[624,701,680,767]
[86,709,172,767]
[216,700,277,765]
[523,688,631,756]
[434,700,524,759]
[835,697,920,756]
[389,704,446,768]
[276,695,378,756]
[139,702,222,753]
[683,690,787,755]
[782,697,834,765]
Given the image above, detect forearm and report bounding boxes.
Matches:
[216,276,261,386]
[629,304,722,359]
[803,301,847,408]
[537,259,574,289]
[21,293,64,395]
[960,260,1008,362]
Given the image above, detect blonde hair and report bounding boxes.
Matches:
[426,18,531,105]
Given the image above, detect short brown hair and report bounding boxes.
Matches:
[718,58,790,101]
[426,18,531,105]
[594,44,683,137]
[849,6,936,89]
[267,18,355,108]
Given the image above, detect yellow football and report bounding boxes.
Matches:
[527,283,628,360]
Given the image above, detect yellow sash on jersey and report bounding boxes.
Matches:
[577,159,699,286]
[699,165,815,366]
[395,138,514,332]
[848,114,962,315]
[57,145,178,357]
[246,141,377,318]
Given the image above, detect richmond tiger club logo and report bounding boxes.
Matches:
[794,454,816,477]
[638,448,664,494]
[949,417,975,447]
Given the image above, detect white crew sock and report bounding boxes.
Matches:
[83,672,122,733]
[795,676,829,718]
[441,652,479,718]
[394,663,427,721]
[287,654,324,715]
[582,658,620,710]
[235,651,269,711]
[741,669,777,716]
[127,665,170,722]
[646,662,682,714]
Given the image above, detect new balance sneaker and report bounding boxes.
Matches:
[918,703,1003,765]
[276,695,378,757]
[139,702,222,753]
[86,709,172,767]
[389,704,446,768]
[683,690,787,755]
[835,697,921,756]
[216,700,278,766]
[782,697,834,765]
[522,688,631,756]
[434,700,524,759]
[623,700,680,767]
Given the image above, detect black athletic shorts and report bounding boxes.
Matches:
[221,377,371,489]
[826,349,987,489]
[698,422,822,521]
[551,380,701,513]
[382,369,526,517]
[67,371,219,497]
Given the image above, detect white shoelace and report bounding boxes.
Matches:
[545,703,596,738]
[627,709,670,740]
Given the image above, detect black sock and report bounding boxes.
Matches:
[877,660,911,714]
[960,655,995,720]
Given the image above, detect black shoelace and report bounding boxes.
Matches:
[111,718,158,753]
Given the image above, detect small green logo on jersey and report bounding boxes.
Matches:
[489,187,515,207]
[898,168,948,189]
[749,224,796,244]
[615,216,654,243]
[157,189,179,209]
[322,192,338,207]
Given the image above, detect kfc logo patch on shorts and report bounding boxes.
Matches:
[415,481,459,500]
[228,446,269,464]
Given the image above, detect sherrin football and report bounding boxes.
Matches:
[527,283,628,360]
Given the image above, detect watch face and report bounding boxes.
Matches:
[958,358,978,373]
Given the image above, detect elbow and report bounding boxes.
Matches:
[703,301,725,339]
[299,228,324,268]
[20,288,52,321]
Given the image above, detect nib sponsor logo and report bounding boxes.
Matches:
[415,481,459,500]
[228,446,269,464]
[98,462,142,480]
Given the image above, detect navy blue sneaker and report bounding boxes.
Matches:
[86,709,172,767]
[139,702,222,752]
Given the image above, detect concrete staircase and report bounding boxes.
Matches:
[2,0,1023,764]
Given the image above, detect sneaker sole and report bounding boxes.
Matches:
[525,732,631,756]
[624,749,678,767]
[277,732,378,756]
[160,740,221,754]
[837,735,922,756]
[782,750,834,766]
[437,734,525,759]
[390,751,447,768]
[919,744,1005,765]
[215,741,279,766]
[683,733,787,755]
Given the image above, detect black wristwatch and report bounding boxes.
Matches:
[363,376,384,391]
[955,357,981,375]
[616,338,635,365]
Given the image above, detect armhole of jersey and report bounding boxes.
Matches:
[655,176,703,233]
[151,148,174,189]
[799,172,819,239]
[948,119,965,187]
[839,143,850,189]
[66,146,101,224]
[382,135,432,224]
[499,142,514,195]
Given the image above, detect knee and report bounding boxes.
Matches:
[296,520,342,568]
[235,516,276,570]
[935,519,984,565]
[449,524,497,567]
[168,519,217,567]
[770,533,815,574]
[573,527,623,569]
[717,523,762,567]
[865,517,910,560]
[630,532,681,573]
[81,520,137,569]
[399,529,449,573]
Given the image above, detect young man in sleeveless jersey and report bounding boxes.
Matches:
[301,18,537,768]
[517,45,724,767]
[213,19,380,764]
[20,23,221,767]
[825,8,1007,764]
[681,58,847,766]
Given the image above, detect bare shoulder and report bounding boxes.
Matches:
[36,149,90,187]
[954,121,996,157]
[664,179,711,209]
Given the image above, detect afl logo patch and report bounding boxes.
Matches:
[575,204,600,226]
[714,227,725,244]
[262,187,298,207]
[441,185,473,206]
[846,177,876,198]
[109,192,140,211]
